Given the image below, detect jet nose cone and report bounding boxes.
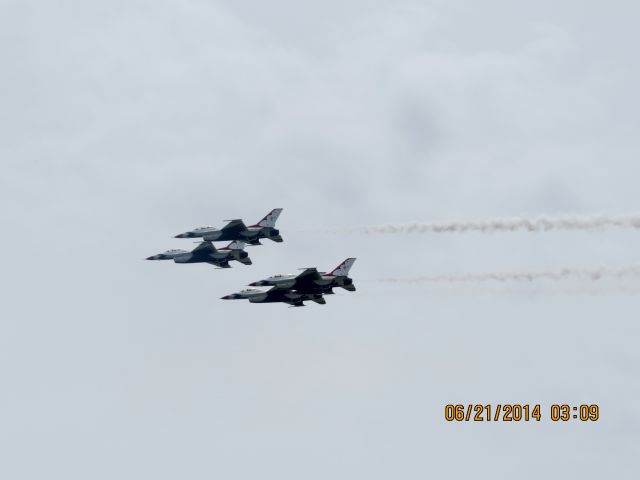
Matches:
[174,233,189,238]
[146,255,156,260]
[221,295,234,300]
[248,281,260,286]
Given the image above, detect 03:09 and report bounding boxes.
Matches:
[550,404,599,421]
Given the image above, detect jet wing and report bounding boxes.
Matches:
[221,219,248,236]
[208,260,231,268]
[272,288,305,307]
[291,268,323,293]
[192,241,217,253]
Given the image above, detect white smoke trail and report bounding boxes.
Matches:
[334,213,640,234]
[381,265,640,284]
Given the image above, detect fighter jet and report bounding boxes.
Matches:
[174,208,283,245]
[248,258,356,295]
[146,240,251,268]
[221,287,326,307]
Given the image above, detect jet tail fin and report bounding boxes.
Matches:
[328,258,356,276]
[226,240,246,250]
[253,208,283,228]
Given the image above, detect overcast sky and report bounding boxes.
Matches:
[2,1,640,478]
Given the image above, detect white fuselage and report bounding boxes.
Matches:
[260,273,334,287]
[148,249,231,263]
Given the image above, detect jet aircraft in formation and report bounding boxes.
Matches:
[147,209,357,306]
[147,208,283,269]
[174,208,283,245]
[222,258,357,307]
[146,240,250,268]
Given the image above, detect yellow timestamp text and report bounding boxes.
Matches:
[444,404,600,422]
